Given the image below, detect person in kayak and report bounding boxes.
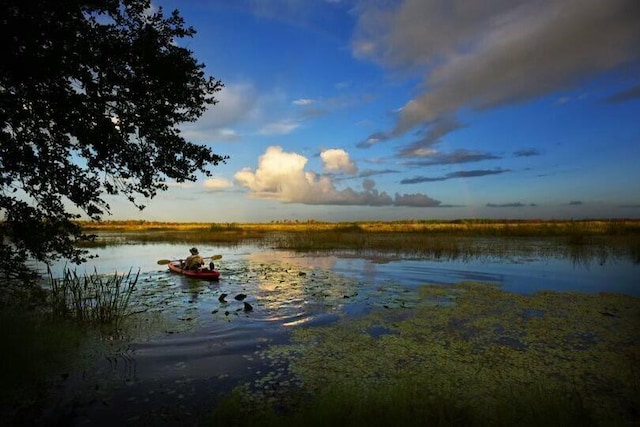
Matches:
[183,247,205,270]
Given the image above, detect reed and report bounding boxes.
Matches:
[47,267,139,327]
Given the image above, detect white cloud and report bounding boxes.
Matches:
[353,0,640,135]
[259,119,300,136]
[234,146,308,196]
[292,98,314,106]
[321,148,358,175]
[182,127,241,143]
[203,177,233,191]
[234,146,440,207]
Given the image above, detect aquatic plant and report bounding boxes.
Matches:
[47,267,139,327]
[212,282,640,426]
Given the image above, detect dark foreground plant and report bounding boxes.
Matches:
[209,380,595,427]
[48,267,139,327]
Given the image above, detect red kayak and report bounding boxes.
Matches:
[168,261,221,280]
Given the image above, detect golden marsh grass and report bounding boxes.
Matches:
[79,219,640,263]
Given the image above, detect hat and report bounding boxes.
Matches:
[189,247,199,254]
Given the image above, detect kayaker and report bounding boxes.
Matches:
[184,247,205,270]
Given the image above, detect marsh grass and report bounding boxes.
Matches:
[79,219,640,237]
[79,219,640,264]
[48,267,139,327]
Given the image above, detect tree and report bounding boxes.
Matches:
[0,0,225,281]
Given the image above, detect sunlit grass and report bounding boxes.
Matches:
[77,219,640,263]
[79,218,640,236]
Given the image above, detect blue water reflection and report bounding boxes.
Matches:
[332,256,639,296]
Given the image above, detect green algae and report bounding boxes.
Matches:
[230,282,640,425]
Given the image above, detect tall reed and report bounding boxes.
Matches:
[47,267,139,327]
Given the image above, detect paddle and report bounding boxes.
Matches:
[157,254,222,265]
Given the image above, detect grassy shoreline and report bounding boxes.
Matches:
[78,219,640,263]
[79,218,640,236]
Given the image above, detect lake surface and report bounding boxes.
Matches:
[43,242,639,425]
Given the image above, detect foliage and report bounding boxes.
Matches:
[1,0,225,278]
[48,267,139,327]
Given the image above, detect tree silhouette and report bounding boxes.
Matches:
[1,0,225,281]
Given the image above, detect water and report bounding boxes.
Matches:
[40,242,639,425]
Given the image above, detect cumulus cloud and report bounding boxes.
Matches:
[353,0,640,135]
[321,148,358,174]
[234,146,441,207]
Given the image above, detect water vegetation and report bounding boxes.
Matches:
[47,267,139,327]
[211,282,640,426]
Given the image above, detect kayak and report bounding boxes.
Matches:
[167,261,221,280]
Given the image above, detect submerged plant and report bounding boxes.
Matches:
[47,267,139,327]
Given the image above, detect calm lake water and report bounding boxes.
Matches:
[42,241,639,425]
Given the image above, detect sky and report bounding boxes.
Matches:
[107,0,640,222]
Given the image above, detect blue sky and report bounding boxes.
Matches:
[109,0,640,222]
